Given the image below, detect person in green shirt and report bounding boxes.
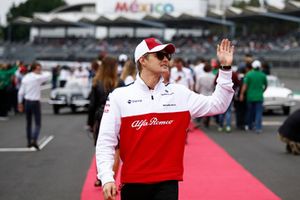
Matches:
[240,60,267,133]
[0,64,18,119]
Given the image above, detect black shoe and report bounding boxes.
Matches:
[27,143,32,148]
[31,142,40,151]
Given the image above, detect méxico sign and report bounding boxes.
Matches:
[115,1,174,14]
[97,0,207,16]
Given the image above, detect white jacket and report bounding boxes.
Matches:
[96,70,234,185]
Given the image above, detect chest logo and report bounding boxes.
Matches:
[131,117,174,130]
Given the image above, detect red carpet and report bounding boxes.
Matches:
[81,125,280,200]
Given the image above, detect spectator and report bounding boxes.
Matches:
[58,65,71,87]
[73,66,89,87]
[234,63,252,130]
[120,60,137,85]
[87,56,124,187]
[240,60,268,133]
[0,64,18,120]
[51,65,60,89]
[18,63,50,149]
[170,57,194,90]
[118,54,128,76]
[195,62,216,128]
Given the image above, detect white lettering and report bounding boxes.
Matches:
[115,1,174,14]
[131,117,174,130]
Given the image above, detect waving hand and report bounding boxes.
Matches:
[217,39,234,66]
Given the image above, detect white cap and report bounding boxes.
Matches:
[252,60,261,69]
[134,38,175,63]
[119,54,128,62]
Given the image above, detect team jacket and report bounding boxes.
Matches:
[96,70,234,186]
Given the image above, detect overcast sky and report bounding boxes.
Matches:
[0,0,284,26]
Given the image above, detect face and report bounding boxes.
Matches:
[139,51,171,75]
[35,65,42,74]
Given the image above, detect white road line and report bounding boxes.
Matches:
[0,147,36,152]
[231,120,282,126]
[39,135,54,150]
[0,135,54,152]
[262,121,282,126]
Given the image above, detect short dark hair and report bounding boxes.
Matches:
[30,62,41,71]
[174,57,185,66]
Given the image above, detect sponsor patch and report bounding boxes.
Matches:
[128,99,142,104]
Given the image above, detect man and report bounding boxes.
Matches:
[96,37,234,200]
[18,63,50,150]
[170,57,194,90]
[240,60,267,133]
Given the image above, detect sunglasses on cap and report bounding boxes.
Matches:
[151,51,172,61]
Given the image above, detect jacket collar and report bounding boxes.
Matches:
[134,73,164,92]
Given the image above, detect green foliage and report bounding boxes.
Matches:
[232,0,261,8]
[232,0,247,8]
[248,0,260,7]
[6,0,66,41]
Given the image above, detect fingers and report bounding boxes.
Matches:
[219,39,233,53]
[103,182,117,200]
[112,185,117,197]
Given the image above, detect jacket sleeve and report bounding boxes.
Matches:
[95,91,121,186]
[38,71,51,84]
[18,79,25,104]
[187,70,234,118]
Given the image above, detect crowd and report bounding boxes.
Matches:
[2,30,298,64]
[34,30,299,54]
[1,36,298,200]
[161,52,268,133]
[0,46,270,132]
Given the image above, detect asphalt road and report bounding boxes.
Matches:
[0,77,299,200]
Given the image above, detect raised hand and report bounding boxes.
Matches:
[217,39,234,66]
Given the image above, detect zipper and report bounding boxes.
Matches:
[150,89,154,100]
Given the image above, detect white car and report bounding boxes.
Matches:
[48,79,91,114]
[263,75,295,115]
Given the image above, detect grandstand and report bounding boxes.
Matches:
[1,0,300,68]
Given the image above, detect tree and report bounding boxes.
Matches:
[5,0,66,41]
[232,0,247,8]
[248,0,260,7]
[232,0,261,8]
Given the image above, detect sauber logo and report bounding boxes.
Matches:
[131,117,174,130]
[128,99,142,104]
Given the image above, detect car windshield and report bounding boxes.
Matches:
[267,77,282,87]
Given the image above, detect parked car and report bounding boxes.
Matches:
[263,75,295,115]
[48,79,91,114]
